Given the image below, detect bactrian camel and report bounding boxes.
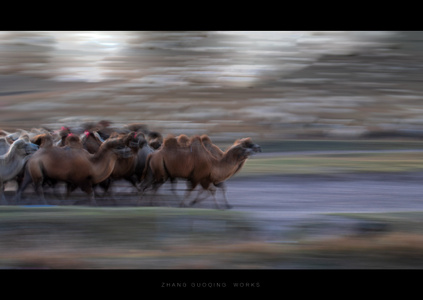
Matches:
[16,136,132,206]
[0,137,38,204]
[139,135,261,209]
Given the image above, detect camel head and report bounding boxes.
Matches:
[122,131,146,150]
[233,138,262,157]
[65,134,83,148]
[133,132,147,148]
[12,138,39,156]
[147,131,163,150]
[102,138,133,159]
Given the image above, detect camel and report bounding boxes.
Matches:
[81,130,103,154]
[55,126,71,147]
[146,131,163,150]
[96,132,144,199]
[0,137,11,155]
[133,132,154,184]
[16,136,133,206]
[123,123,163,150]
[139,135,261,209]
[0,137,39,204]
[31,133,55,148]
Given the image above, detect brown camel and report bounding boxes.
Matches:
[81,130,103,154]
[55,126,71,147]
[0,137,39,204]
[16,136,132,206]
[96,132,145,199]
[31,133,54,148]
[139,135,261,209]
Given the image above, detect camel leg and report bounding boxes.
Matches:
[33,179,48,205]
[149,182,165,206]
[169,178,179,198]
[136,171,154,206]
[86,187,97,206]
[180,181,198,207]
[0,181,8,205]
[137,178,153,206]
[189,187,221,209]
[189,188,208,205]
[137,177,165,207]
[215,182,232,209]
[105,185,119,206]
[14,169,33,205]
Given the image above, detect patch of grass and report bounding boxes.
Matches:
[239,151,423,176]
[255,139,423,152]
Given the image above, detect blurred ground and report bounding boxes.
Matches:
[2,31,423,270]
[2,31,423,141]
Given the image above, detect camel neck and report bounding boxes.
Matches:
[0,142,20,163]
[89,145,119,183]
[211,147,246,183]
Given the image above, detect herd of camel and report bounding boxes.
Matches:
[0,120,262,209]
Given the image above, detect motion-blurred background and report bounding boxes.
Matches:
[1,31,423,142]
[3,31,423,270]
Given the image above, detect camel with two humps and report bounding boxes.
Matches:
[0,136,39,204]
[139,134,261,209]
[16,135,133,206]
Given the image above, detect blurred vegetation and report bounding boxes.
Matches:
[1,206,423,269]
[242,151,423,176]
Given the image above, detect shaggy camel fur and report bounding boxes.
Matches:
[16,136,132,206]
[133,132,154,184]
[0,137,38,204]
[81,130,103,154]
[97,132,145,197]
[31,133,54,148]
[139,135,261,209]
[0,137,11,155]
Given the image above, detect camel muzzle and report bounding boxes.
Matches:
[25,143,39,154]
[253,144,262,153]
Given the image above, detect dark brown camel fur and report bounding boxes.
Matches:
[31,133,54,148]
[16,136,132,206]
[96,132,145,199]
[139,135,261,209]
[56,126,71,147]
[81,130,103,154]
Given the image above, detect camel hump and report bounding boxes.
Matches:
[31,133,54,148]
[177,134,190,147]
[163,135,178,149]
[200,134,212,144]
[189,135,203,148]
[65,134,83,148]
